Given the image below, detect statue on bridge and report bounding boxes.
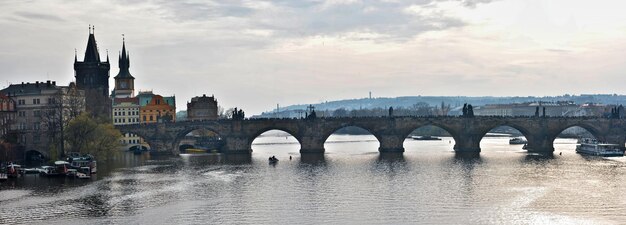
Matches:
[389,107,394,117]
[462,103,474,117]
[306,104,317,120]
[609,105,624,119]
[535,106,539,117]
[231,107,245,120]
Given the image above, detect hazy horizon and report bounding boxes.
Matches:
[3,0,626,114]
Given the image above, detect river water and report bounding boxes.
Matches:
[1,135,626,225]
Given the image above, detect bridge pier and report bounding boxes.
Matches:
[524,135,554,154]
[378,134,405,153]
[150,139,178,155]
[603,133,626,151]
[300,136,325,154]
[453,135,481,154]
[222,137,252,154]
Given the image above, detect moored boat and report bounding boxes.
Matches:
[66,153,97,174]
[509,137,528,145]
[411,136,442,141]
[6,163,22,178]
[576,138,624,157]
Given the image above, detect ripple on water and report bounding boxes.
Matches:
[0,189,32,202]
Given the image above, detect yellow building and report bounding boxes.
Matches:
[140,94,176,123]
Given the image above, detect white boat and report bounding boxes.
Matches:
[576,139,624,157]
[411,136,442,141]
[76,172,91,179]
[509,137,528,145]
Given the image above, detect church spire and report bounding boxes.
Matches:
[115,34,134,79]
[84,25,101,62]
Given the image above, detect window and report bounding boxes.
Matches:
[33,110,41,117]
[149,115,153,121]
[32,99,40,104]
[18,99,25,105]
[18,111,25,117]
[143,115,146,121]
[33,122,39,130]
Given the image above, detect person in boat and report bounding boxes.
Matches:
[289,156,292,160]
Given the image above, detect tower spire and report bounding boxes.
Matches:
[115,34,133,79]
[83,25,101,62]
[74,48,77,62]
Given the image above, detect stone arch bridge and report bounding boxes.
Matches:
[115,116,626,155]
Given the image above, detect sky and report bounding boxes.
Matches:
[2,0,626,115]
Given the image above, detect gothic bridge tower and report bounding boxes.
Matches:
[74,25,112,119]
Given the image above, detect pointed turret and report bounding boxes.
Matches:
[84,25,102,62]
[115,36,134,79]
[113,35,135,98]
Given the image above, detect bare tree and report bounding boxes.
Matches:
[40,85,85,159]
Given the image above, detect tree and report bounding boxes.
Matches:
[40,84,85,159]
[64,113,122,159]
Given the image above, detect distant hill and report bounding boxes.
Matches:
[254,94,626,117]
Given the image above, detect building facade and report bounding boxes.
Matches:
[187,94,218,121]
[110,39,147,150]
[74,26,111,119]
[140,94,176,123]
[0,81,85,158]
[473,101,610,117]
[0,93,16,138]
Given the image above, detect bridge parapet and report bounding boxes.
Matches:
[114,116,626,155]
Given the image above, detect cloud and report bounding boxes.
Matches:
[13,11,65,22]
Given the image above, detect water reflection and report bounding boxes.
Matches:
[179,153,251,166]
[299,153,326,165]
[371,152,408,177]
[2,137,626,225]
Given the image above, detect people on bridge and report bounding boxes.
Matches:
[535,106,540,117]
[462,104,467,116]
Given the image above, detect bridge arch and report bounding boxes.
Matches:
[249,128,302,154]
[174,126,224,153]
[402,124,457,151]
[551,124,604,152]
[119,131,152,152]
[477,123,533,151]
[323,125,381,152]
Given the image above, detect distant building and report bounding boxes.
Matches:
[473,101,608,117]
[74,27,111,119]
[0,81,85,158]
[0,93,16,138]
[187,94,218,121]
[139,92,176,123]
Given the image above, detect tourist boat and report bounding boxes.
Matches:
[66,153,97,174]
[38,165,63,177]
[23,168,40,174]
[6,163,22,178]
[185,148,208,154]
[576,138,624,157]
[411,135,442,141]
[269,157,279,163]
[509,137,528,145]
